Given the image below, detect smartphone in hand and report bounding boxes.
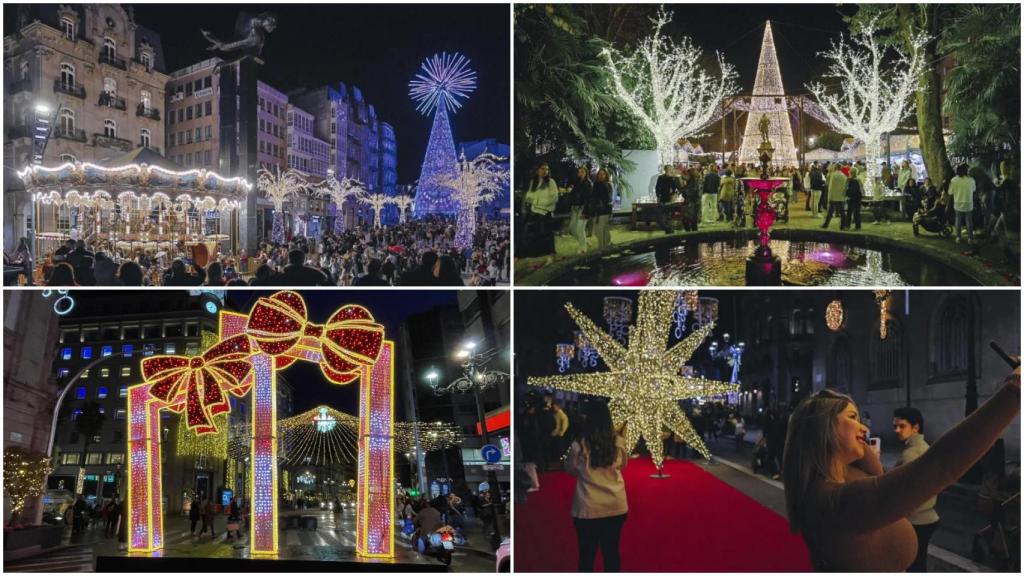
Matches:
[868,437,881,458]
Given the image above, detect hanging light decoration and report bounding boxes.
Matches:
[555,343,575,373]
[574,331,599,368]
[672,290,698,339]
[873,290,892,340]
[603,297,633,345]
[826,299,845,332]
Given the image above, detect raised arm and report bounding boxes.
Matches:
[823,376,1019,534]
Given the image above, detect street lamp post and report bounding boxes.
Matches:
[430,341,509,550]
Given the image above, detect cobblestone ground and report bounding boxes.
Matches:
[4,509,498,572]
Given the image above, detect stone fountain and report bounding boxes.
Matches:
[739,116,789,285]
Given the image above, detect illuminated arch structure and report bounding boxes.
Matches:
[125,292,395,558]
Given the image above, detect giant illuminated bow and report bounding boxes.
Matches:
[245,291,385,385]
[142,334,253,433]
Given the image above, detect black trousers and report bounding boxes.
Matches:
[908,521,939,572]
[574,513,627,572]
[823,201,846,229]
[847,197,862,229]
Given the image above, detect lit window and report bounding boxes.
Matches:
[100,368,110,379]
[140,128,151,148]
[80,369,89,379]
[122,344,133,357]
[103,119,116,138]
[119,386,128,398]
[81,346,92,359]
[164,343,176,354]
[114,409,126,421]
[62,453,80,465]
[61,17,75,40]
[71,409,83,420]
[86,453,102,465]
[75,387,86,400]
[97,387,108,399]
[58,368,70,379]
[107,453,124,464]
[120,366,131,377]
[62,348,72,360]
[101,345,112,357]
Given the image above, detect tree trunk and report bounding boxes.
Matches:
[901,4,953,186]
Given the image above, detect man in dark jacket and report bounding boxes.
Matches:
[354,258,389,286]
[702,165,721,223]
[399,252,439,286]
[654,165,680,234]
[277,249,331,286]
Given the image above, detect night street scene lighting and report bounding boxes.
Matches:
[3,289,510,572]
[514,288,1020,572]
[514,3,1019,287]
[3,3,510,288]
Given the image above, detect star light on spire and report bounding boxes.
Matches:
[528,291,738,468]
[409,52,478,115]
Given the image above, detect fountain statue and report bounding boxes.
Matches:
[740,116,788,285]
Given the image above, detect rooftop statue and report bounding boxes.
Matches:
[200,12,277,58]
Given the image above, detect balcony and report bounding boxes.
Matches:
[98,93,127,111]
[93,133,133,152]
[136,105,160,121]
[53,79,86,99]
[99,52,127,71]
[55,127,87,142]
[8,77,32,95]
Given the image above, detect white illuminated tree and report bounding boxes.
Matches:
[257,167,307,244]
[430,151,509,250]
[364,192,396,228]
[807,19,928,185]
[603,7,738,164]
[392,194,414,224]
[317,171,368,234]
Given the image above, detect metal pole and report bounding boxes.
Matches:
[473,385,502,547]
[47,352,125,457]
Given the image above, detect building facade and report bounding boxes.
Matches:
[164,57,219,170]
[3,4,168,251]
[3,291,62,524]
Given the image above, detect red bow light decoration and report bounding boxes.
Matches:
[142,334,253,433]
[246,291,385,385]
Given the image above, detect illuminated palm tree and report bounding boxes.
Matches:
[257,167,307,244]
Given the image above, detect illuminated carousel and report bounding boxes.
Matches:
[17,149,250,276]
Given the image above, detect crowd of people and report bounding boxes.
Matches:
[517,157,1018,265]
[6,215,510,287]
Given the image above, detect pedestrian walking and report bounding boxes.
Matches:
[950,164,977,245]
[822,164,849,229]
[189,496,201,536]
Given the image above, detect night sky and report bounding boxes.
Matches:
[224,290,457,415]
[5,3,510,183]
[658,4,855,94]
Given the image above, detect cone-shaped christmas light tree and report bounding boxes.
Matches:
[738,23,798,167]
[410,53,477,216]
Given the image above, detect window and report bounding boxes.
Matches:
[114,409,126,421]
[59,62,75,89]
[259,96,265,111]
[122,343,133,357]
[204,75,212,89]
[259,118,265,132]
[194,79,202,92]
[99,368,109,379]
[61,16,75,40]
[103,37,116,60]
[205,125,212,141]
[119,385,128,398]
[177,109,184,123]
[185,342,200,356]
[273,103,279,116]
[120,366,131,377]
[871,321,903,389]
[186,106,193,121]
[103,119,116,138]
[60,154,77,164]
[62,453,80,465]
[259,140,265,153]
[205,101,212,116]
[75,386,87,400]
[80,369,89,379]
[204,150,212,166]
[937,298,969,374]
[71,409,83,421]
[140,90,151,112]
[19,60,29,80]
[185,81,193,97]
[58,368,70,379]
[140,128,151,148]
[195,103,202,118]
[169,132,176,147]
[81,346,93,359]
[186,130,192,144]
[169,109,176,125]
[186,153,193,167]
[62,347,73,360]
[164,343,176,354]
[107,453,124,464]
[103,77,116,97]
[140,52,152,71]
[194,127,201,142]
[86,453,102,465]
[100,345,112,358]
[97,386,108,398]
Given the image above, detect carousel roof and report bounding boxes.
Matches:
[17,147,252,203]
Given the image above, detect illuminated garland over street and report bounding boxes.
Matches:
[528,291,738,467]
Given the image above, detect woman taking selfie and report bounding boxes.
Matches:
[566,401,630,572]
[783,360,1020,571]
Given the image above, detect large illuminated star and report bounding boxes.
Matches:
[529,291,738,468]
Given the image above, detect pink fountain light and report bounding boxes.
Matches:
[740,177,789,257]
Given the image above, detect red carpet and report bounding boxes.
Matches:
[515,457,812,572]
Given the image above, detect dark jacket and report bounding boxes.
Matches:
[702,171,721,195]
[568,178,592,208]
[810,169,826,190]
[164,267,206,286]
[277,264,330,286]
[846,177,863,200]
[655,174,680,203]
[588,181,614,217]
